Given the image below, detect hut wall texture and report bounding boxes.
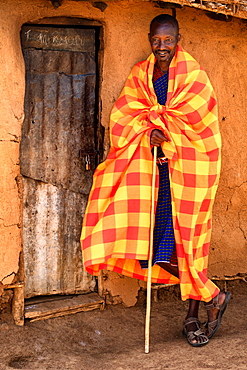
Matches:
[0,0,246,306]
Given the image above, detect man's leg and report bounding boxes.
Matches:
[183,299,208,346]
[204,291,231,338]
[158,262,208,346]
[186,299,200,319]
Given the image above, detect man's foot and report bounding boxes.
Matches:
[204,291,231,339]
[183,317,209,347]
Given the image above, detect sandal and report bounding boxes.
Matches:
[183,317,209,347]
[204,291,231,339]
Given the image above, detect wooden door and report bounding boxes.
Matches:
[20,25,99,298]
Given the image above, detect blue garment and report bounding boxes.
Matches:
[140,69,176,269]
[153,72,169,105]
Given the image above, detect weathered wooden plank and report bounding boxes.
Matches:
[28,305,103,322]
[25,293,104,321]
[21,49,96,194]
[23,179,96,298]
[12,287,25,326]
[26,301,104,319]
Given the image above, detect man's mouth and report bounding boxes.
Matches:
[157,51,170,57]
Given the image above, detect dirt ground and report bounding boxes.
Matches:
[0,281,246,370]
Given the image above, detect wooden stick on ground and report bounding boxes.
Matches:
[145,145,157,354]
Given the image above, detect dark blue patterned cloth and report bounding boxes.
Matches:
[153,72,169,105]
[140,68,176,269]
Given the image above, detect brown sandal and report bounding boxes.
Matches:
[183,317,209,347]
[204,291,231,339]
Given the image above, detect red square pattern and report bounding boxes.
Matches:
[128,199,141,213]
[208,174,217,187]
[207,148,219,161]
[103,228,116,243]
[132,75,141,88]
[83,235,92,249]
[188,81,205,95]
[91,187,101,200]
[183,173,196,187]
[200,126,213,139]
[126,172,141,186]
[86,213,99,226]
[180,200,195,214]
[179,226,191,241]
[112,122,124,137]
[114,158,129,172]
[104,203,115,217]
[208,96,217,112]
[115,95,128,110]
[197,271,208,284]
[137,97,149,105]
[202,242,210,257]
[181,147,196,160]
[110,182,121,198]
[177,60,188,74]
[169,65,175,81]
[194,223,202,236]
[200,199,210,212]
[186,110,202,125]
[175,243,185,258]
[127,226,139,240]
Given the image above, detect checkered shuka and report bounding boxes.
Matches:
[81,45,221,302]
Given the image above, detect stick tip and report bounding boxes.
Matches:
[144,344,149,354]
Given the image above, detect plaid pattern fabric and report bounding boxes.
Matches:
[81,46,221,302]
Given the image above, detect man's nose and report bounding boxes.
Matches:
[159,40,167,49]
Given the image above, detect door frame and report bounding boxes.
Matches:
[13,16,104,325]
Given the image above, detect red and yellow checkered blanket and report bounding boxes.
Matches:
[81,45,221,302]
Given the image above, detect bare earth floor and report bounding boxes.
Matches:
[0,284,246,370]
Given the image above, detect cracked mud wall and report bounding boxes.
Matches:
[0,9,25,287]
[0,0,246,305]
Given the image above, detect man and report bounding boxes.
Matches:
[81,14,230,347]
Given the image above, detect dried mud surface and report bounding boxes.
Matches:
[0,283,246,370]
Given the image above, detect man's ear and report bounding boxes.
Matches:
[148,32,151,43]
[177,33,181,42]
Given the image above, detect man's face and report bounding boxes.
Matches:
[149,22,180,66]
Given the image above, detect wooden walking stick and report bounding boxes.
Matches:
[145,145,157,354]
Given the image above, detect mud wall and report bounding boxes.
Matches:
[0,0,246,305]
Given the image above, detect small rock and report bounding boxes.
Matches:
[0,322,10,330]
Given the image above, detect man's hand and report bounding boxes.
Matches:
[150,129,169,146]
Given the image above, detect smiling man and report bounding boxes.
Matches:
[149,15,180,70]
[81,14,230,347]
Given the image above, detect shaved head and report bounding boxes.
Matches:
[150,14,179,35]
